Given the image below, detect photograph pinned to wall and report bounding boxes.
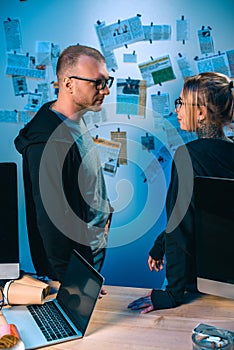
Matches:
[143,24,171,43]
[3,18,22,52]
[116,78,146,117]
[96,15,145,52]
[141,133,155,151]
[110,130,127,165]
[195,52,231,77]
[138,55,176,87]
[93,137,121,176]
[12,75,28,96]
[95,20,118,72]
[198,27,214,55]
[176,53,194,78]
[24,92,42,112]
[176,16,189,43]
[151,92,170,117]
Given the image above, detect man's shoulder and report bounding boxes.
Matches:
[27,101,62,131]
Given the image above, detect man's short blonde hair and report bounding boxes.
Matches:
[56,44,105,83]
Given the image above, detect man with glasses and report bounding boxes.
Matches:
[14,45,114,285]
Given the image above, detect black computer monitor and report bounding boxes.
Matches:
[0,162,20,280]
[194,176,234,300]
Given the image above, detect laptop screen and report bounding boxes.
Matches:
[57,250,104,335]
[194,176,234,299]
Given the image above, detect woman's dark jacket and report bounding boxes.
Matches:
[149,138,234,310]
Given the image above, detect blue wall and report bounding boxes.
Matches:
[0,0,234,288]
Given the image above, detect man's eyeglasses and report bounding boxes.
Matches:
[68,75,114,91]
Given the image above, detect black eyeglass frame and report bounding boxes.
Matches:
[174,97,203,110]
[68,75,114,90]
[174,97,184,110]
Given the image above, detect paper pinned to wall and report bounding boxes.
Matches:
[143,24,171,42]
[12,75,28,96]
[139,55,176,87]
[96,16,145,51]
[4,18,22,52]
[151,92,170,117]
[176,18,189,42]
[95,21,118,72]
[198,28,214,55]
[24,92,42,112]
[0,110,18,123]
[226,49,234,77]
[111,130,128,165]
[176,54,194,78]
[123,52,137,63]
[141,133,155,151]
[51,43,60,76]
[6,52,46,79]
[18,110,35,124]
[195,52,231,76]
[35,41,52,66]
[93,137,121,176]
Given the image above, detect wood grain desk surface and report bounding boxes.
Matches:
[1,285,234,350]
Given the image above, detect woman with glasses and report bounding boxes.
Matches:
[128,72,234,312]
[14,45,114,286]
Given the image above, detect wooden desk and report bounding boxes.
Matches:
[1,285,234,350]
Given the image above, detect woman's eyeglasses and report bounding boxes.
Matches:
[68,76,114,91]
[174,97,202,110]
[174,97,184,110]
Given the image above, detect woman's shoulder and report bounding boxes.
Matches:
[179,138,234,151]
[173,138,234,163]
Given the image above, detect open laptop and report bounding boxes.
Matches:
[0,162,20,280]
[2,249,104,349]
[194,176,234,300]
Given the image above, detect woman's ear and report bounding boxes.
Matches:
[197,105,207,122]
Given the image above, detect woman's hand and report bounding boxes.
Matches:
[148,255,164,272]
[128,290,154,314]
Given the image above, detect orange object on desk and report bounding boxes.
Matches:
[0,324,20,339]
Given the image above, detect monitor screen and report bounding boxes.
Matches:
[194,176,234,300]
[0,162,20,280]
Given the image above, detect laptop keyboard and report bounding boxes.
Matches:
[27,302,77,341]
